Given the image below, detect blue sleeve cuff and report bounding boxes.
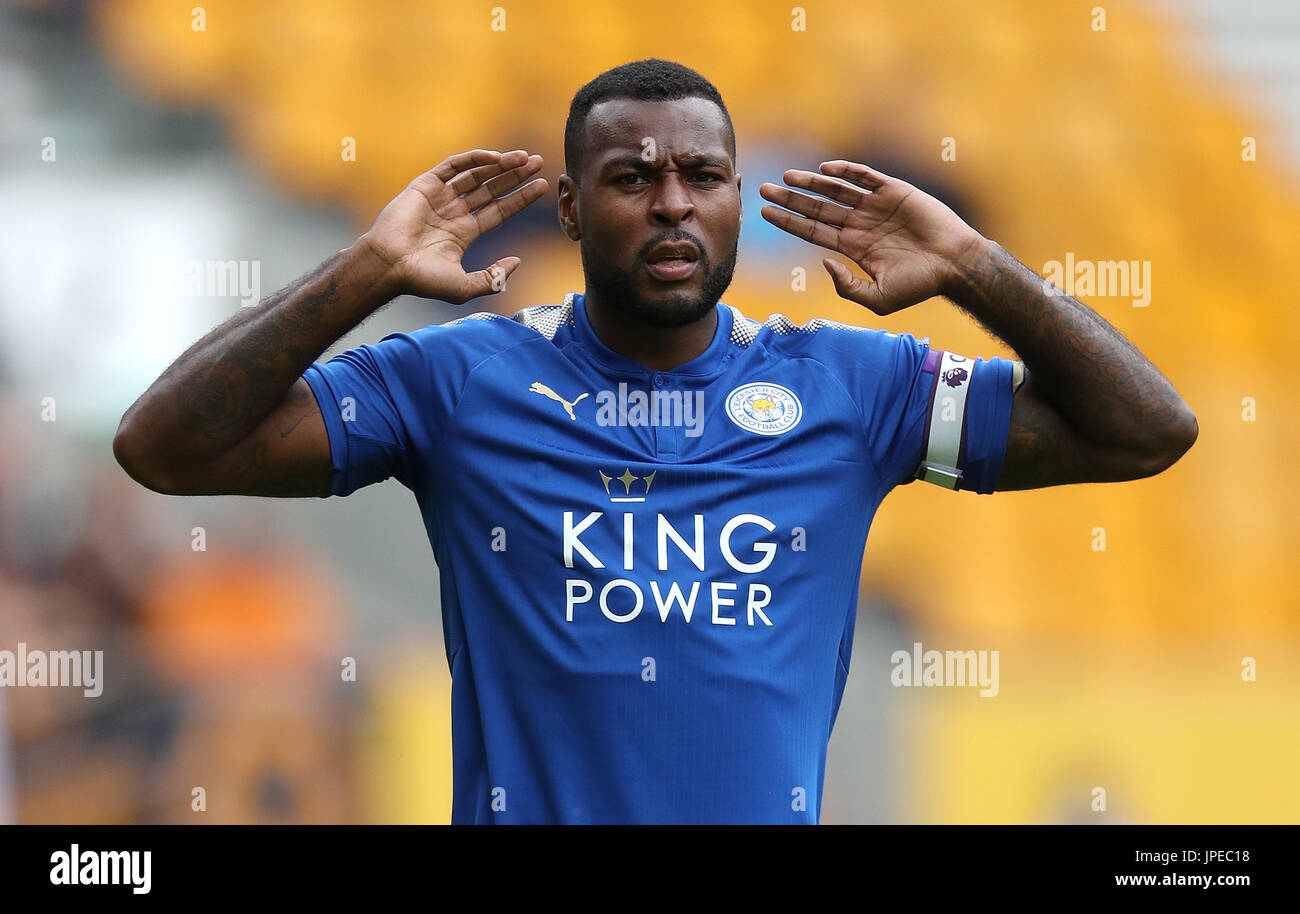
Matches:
[302,364,348,498]
[960,356,1016,494]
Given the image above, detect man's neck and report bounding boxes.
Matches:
[584,292,718,372]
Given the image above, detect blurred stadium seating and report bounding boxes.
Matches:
[1,0,1296,822]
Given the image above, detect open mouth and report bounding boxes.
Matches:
[645,258,698,281]
[645,243,700,281]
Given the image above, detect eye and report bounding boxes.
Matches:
[693,172,724,183]
[617,174,648,186]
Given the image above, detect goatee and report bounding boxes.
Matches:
[580,235,738,329]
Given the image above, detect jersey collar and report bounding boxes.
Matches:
[571,291,734,382]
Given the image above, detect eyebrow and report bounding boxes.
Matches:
[599,153,731,174]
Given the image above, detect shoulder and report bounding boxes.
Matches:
[724,304,931,365]
[393,295,578,357]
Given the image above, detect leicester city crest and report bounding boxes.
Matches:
[725,382,802,436]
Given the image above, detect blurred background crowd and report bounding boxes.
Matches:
[0,0,1297,823]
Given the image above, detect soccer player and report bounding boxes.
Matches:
[114,59,1197,824]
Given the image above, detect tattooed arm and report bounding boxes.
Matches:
[114,248,390,497]
[944,241,1197,489]
[114,148,548,496]
[758,160,1197,490]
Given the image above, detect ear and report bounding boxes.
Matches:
[556,173,581,241]
[736,173,742,229]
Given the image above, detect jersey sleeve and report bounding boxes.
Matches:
[301,318,502,497]
[301,332,424,496]
[865,331,1022,494]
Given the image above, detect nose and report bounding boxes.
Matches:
[649,172,694,226]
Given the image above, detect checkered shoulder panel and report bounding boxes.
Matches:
[441,311,506,328]
[437,295,575,340]
[510,293,576,341]
[727,307,884,349]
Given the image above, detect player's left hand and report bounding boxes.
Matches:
[759,161,989,315]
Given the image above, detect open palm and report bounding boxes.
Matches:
[363,148,549,305]
[758,160,985,315]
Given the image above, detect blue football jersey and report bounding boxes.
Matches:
[302,292,1021,823]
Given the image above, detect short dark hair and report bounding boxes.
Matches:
[564,58,736,182]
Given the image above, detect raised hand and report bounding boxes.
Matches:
[758,160,987,315]
[361,148,549,305]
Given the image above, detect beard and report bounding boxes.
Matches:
[580,231,738,329]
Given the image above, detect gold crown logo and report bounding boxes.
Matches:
[598,468,656,502]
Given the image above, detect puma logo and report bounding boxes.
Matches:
[529,381,588,420]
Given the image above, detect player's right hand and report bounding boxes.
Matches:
[359,148,548,305]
